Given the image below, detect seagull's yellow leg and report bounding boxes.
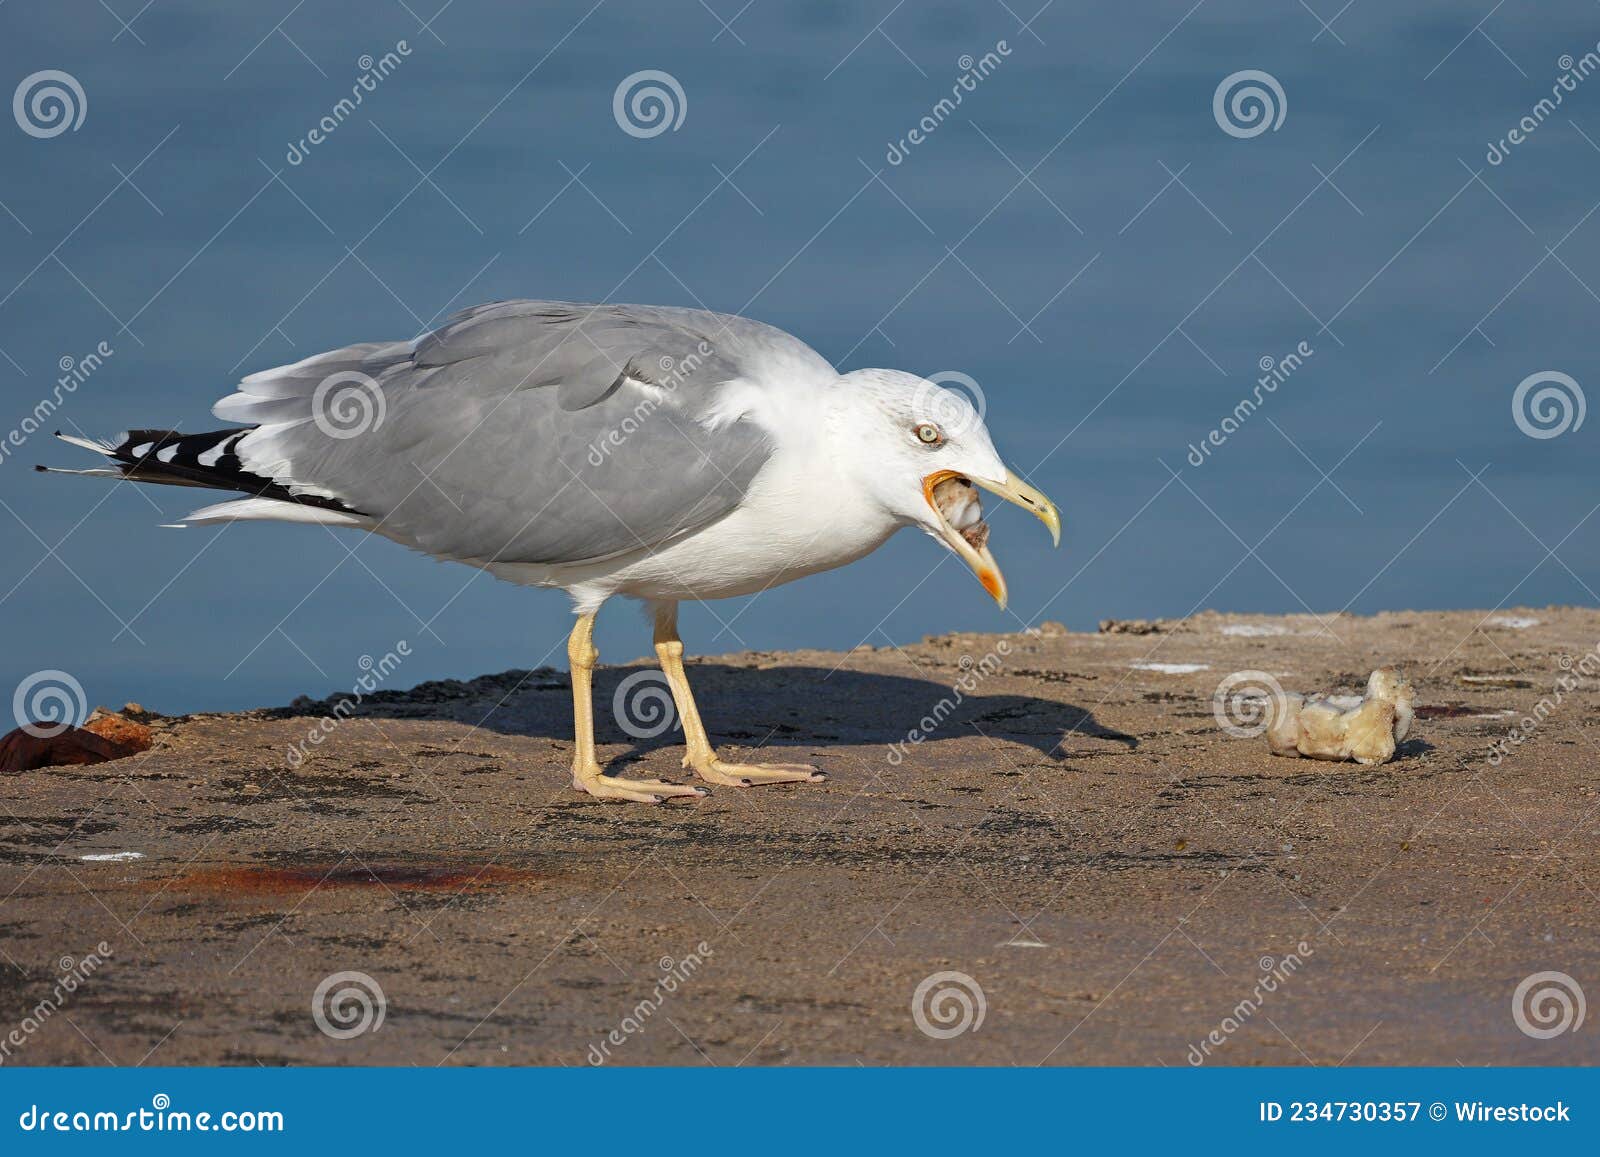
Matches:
[652,603,826,788]
[568,610,706,804]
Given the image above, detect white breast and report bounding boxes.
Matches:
[511,439,899,607]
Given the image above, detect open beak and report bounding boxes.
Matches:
[923,468,1061,610]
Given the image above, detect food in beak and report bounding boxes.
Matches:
[925,471,1005,606]
[931,475,989,551]
[922,467,1060,609]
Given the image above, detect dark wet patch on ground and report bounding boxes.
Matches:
[152,861,555,895]
[1415,703,1497,719]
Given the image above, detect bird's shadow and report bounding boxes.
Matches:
[310,663,1137,765]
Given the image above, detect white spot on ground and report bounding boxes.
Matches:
[80,852,144,862]
[1485,615,1540,629]
[1219,623,1290,637]
[1130,661,1211,674]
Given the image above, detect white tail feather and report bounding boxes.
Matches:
[52,432,115,455]
[177,497,371,528]
[36,466,123,478]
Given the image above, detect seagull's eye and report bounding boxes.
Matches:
[914,423,943,446]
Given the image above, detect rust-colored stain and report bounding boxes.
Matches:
[157,862,549,894]
[1414,704,1487,719]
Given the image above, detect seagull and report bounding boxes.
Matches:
[41,301,1060,803]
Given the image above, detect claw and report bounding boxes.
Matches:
[572,769,708,804]
[690,759,825,788]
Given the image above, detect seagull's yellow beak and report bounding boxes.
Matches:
[923,468,1061,611]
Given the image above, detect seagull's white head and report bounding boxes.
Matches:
[829,369,1060,610]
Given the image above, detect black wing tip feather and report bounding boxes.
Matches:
[43,426,366,516]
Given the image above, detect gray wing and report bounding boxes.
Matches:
[214,301,838,565]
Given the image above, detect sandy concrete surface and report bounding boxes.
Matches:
[3,607,1598,1067]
